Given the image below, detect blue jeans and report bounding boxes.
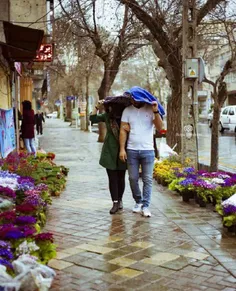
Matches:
[24,138,36,155]
[127,149,155,208]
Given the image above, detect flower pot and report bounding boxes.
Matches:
[182,190,194,202]
[160,178,168,187]
[227,225,236,234]
[194,193,207,207]
[198,196,207,207]
[156,176,162,184]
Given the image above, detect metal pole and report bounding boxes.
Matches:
[181,0,199,168]
[15,71,20,153]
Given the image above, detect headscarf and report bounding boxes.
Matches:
[103,95,131,141]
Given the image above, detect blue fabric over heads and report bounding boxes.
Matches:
[124,86,165,116]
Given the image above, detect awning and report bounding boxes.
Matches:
[0,21,44,62]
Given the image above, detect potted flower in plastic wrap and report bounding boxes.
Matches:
[216,193,236,233]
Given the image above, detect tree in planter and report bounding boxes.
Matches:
[59,0,147,141]
[117,0,226,152]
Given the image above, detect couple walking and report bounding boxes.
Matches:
[90,87,164,217]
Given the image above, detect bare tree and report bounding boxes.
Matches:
[48,16,103,123]
[59,0,147,141]
[117,0,225,152]
[201,2,236,170]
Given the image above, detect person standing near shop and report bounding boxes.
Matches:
[90,96,130,214]
[119,87,164,217]
[35,111,45,135]
[21,100,36,156]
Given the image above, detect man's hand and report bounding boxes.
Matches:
[152,101,158,112]
[119,149,127,162]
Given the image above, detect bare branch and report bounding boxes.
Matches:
[197,0,225,25]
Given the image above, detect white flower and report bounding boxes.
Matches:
[16,241,39,256]
[211,178,225,184]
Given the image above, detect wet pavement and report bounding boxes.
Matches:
[40,119,236,291]
[197,124,236,173]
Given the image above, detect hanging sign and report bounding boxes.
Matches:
[35,44,53,62]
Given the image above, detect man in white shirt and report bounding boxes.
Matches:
[119,97,163,217]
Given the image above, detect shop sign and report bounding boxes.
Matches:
[35,44,53,62]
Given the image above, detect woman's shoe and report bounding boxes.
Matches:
[118,200,123,210]
[110,202,119,214]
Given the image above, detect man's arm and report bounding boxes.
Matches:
[152,101,163,131]
[153,112,163,131]
[119,122,129,162]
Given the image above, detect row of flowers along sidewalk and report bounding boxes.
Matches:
[154,156,236,233]
[0,151,69,290]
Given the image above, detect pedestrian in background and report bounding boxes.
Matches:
[35,111,45,135]
[119,87,165,217]
[21,100,36,156]
[90,96,130,214]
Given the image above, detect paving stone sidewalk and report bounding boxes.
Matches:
[40,119,236,291]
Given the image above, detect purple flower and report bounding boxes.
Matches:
[17,176,35,184]
[0,240,11,250]
[15,216,37,225]
[175,172,185,178]
[4,229,24,240]
[18,225,36,237]
[179,178,196,187]
[0,248,14,260]
[223,177,236,187]
[183,167,195,173]
[0,258,13,269]
[24,194,43,206]
[186,174,198,179]
[17,176,35,191]
[35,184,48,191]
[193,179,217,189]
[223,204,236,214]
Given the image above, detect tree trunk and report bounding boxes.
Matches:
[210,103,220,171]
[166,84,182,153]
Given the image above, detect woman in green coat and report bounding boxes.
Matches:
[90,97,130,214]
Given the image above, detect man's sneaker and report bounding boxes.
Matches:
[141,207,151,217]
[132,203,142,213]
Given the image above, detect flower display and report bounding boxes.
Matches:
[0,150,68,288]
[154,157,236,230]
